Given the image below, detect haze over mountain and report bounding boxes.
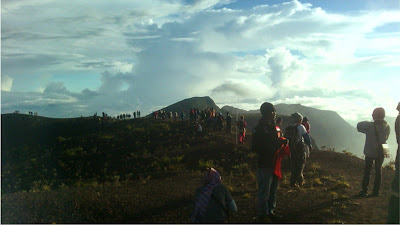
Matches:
[220,100,398,160]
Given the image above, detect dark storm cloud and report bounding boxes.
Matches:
[211,82,248,96]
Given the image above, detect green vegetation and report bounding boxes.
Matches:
[1,114,395,224]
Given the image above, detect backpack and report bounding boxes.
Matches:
[284,125,304,154]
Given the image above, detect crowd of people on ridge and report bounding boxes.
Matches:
[11,101,399,223]
[191,101,399,224]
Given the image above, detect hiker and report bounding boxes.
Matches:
[357,107,390,197]
[388,102,400,223]
[226,112,232,133]
[217,113,224,132]
[196,122,203,133]
[286,112,312,187]
[252,102,288,222]
[181,111,185,122]
[237,115,247,144]
[191,167,237,223]
[302,117,310,134]
[302,117,311,158]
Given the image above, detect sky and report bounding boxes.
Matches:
[1,0,400,126]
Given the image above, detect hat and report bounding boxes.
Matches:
[372,107,385,120]
[260,102,276,116]
[291,112,303,121]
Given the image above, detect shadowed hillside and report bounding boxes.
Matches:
[158,96,221,114]
[1,113,396,224]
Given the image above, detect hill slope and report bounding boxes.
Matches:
[1,115,396,223]
[159,96,220,114]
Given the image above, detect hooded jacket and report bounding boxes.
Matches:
[357,119,391,158]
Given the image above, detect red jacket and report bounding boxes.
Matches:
[273,136,290,179]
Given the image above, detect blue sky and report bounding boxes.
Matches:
[1,0,400,125]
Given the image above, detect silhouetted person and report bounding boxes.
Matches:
[237,115,247,144]
[216,113,224,132]
[388,102,399,223]
[302,117,311,158]
[226,112,232,133]
[181,111,185,122]
[358,107,390,197]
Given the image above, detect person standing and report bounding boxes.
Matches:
[237,115,247,144]
[226,112,232,133]
[302,117,311,158]
[252,102,288,222]
[181,111,185,122]
[357,107,390,197]
[286,112,312,187]
[302,117,310,134]
[388,102,399,223]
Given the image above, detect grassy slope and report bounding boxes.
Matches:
[1,114,396,223]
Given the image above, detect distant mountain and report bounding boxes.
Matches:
[159,96,220,113]
[222,103,368,157]
[274,103,366,156]
[220,106,255,115]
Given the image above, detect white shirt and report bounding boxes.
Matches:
[297,124,308,142]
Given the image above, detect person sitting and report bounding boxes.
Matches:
[191,168,237,223]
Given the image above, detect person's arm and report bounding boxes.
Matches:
[225,187,237,212]
[357,121,370,134]
[395,116,399,144]
[228,199,237,212]
[302,133,311,147]
[383,124,391,142]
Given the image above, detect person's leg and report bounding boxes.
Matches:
[361,157,374,194]
[299,153,306,185]
[290,156,300,186]
[267,175,279,214]
[257,168,274,217]
[373,157,384,195]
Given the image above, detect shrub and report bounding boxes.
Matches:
[385,160,395,170]
[232,163,249,172]
[65,147,84,156]
[198,160,214,170]
[312,178,323,186]
[342,150,355,157]
[310,163,321,174]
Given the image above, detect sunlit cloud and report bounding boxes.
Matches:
[1,0,399,121]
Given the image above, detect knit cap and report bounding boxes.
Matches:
[260,102,276,116]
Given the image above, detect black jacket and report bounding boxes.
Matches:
[251,119,282,168]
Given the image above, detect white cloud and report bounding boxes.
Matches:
[1,75,14,92]
[1,0,399,123]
